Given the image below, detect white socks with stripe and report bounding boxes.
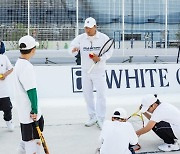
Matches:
[17,139,41,154]
[17,140,25,154]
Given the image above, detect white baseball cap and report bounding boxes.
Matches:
[140,94,157,113]
[112,108,127,119]
[84,17,96,28]
[19,35,39,50]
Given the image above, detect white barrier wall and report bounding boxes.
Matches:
[31,64,180,98]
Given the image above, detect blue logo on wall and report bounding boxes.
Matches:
[71,67,82,93]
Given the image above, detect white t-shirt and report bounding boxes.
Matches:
[151,102,180,139]
[14,58,42,124]
[0,54,13,98]
[70,31,113,73]
[100,120,138,154]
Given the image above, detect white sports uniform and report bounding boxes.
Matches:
[0,54,13,98]
[70,31,113,119]
[14,58,42,124]
[100,120,138,154]
[150,102,180,139]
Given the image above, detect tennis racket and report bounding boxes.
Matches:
[127,109,145,151]
[34,121,50,154]
[87,38,114,73]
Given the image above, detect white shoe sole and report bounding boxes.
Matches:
[84,121,97,127]
[158,146,180,152]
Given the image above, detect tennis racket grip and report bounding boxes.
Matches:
[34,121,50,154]
[132,143,141,151]
[87,63,96,73]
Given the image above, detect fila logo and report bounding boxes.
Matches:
[71,67,82,93]
[71,67,97,93]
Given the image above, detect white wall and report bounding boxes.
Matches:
[34,64,180,98]
[8,64,180,99]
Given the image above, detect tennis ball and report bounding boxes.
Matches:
[89,52,94,58]
[0,74,3,78]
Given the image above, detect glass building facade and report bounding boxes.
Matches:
[0,0,179,50]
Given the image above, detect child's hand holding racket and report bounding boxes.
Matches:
[30,112,37,121]
[127,109,145,151]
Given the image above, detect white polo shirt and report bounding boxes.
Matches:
[70,31,113,73]
[14,58,42,124]
[100,120,138,154]
[150,102,180,139]
[0,54,13,98]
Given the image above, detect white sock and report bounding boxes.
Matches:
[25,140,37,154]
[17,140,25,154]
[36,139,41,154]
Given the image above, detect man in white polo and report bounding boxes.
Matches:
[69,17,114,129]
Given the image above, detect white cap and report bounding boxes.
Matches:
[140,94,157,113]
[112,108,127,119]
[19,35,39,50]
[84,17,96,28]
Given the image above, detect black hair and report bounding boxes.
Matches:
[112,111,126,121]
[19,43,34,54]
[113,117,120,120]
[154,94,161,105]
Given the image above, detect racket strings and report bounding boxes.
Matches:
[128,111,145,152]
[128,114,144,131]
[88,38,114,73]
[99,38,114,57]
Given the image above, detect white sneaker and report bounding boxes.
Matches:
[158,142,180,152]
[85,116,97,127]
[97,119,104,130]
[17,140,25,154]
[6,120,14,132]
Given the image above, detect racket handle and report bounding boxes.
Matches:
[132,143,141,151]
[87,63,96,73]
